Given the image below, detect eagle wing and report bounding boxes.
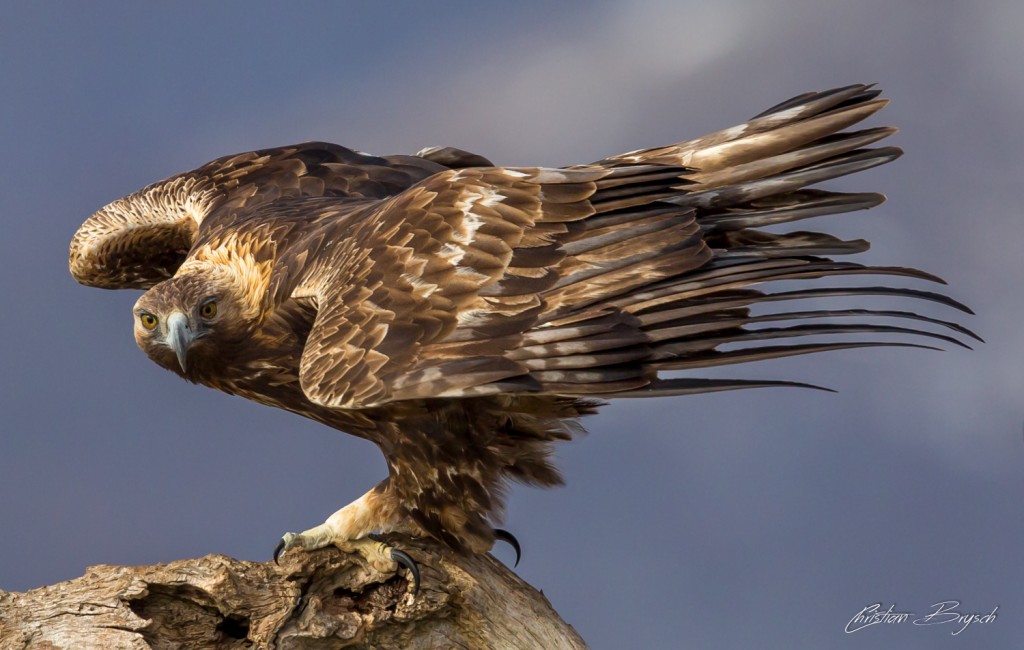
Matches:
[292,84,977,409]
[70,84,976,411]
[292,164,710,408]
[69,142,462,289]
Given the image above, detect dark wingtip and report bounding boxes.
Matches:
[493,528,522,568]
[812,384,838,393]
[273,539,285,566]
[390,548,421,594]
[762,379,836,393]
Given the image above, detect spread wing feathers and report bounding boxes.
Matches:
[69,142,454,289]
[530,257,976,397]
[293,164,705,408]
[294,84,974,408]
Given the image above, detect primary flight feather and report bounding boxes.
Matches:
[69,84,974,585]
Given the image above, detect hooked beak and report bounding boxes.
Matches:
[165,312,195,372]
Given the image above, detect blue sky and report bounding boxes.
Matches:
[1,1,1022,647]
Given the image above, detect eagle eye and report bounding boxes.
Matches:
[200,300,218,319]
[139,313,158,330]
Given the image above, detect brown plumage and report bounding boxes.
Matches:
[70,84,974,557]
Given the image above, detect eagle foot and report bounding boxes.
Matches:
[273,530,420,594]
[493,528,522,567]
[366,534,421,594]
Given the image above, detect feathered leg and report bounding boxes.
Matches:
[272,483,421,592]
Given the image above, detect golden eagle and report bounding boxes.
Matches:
[69,84,974,591]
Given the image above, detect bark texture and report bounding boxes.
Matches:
[0,536,587,649]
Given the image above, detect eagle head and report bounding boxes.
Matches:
[133,271,252,379]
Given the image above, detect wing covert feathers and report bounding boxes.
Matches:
[295,164,709,408]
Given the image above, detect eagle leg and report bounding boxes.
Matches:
[271,485,419,592]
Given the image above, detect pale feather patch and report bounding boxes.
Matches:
[456,308,495,326]
[759,104,805,125]
[443,184,507,268]
[323,487,398,540]
[402,272,439,298]
[452,209,483,245]
[181,236,274,321]
[439,242,466,265]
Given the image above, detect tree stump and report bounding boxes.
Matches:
[0,536,587,649]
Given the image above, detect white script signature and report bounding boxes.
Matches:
[845,601,997,635]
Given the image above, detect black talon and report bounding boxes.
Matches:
[493,528,521,568]
[390,548,420,594]
[273,539,286,565]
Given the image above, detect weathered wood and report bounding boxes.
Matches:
[0,536,587,649]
